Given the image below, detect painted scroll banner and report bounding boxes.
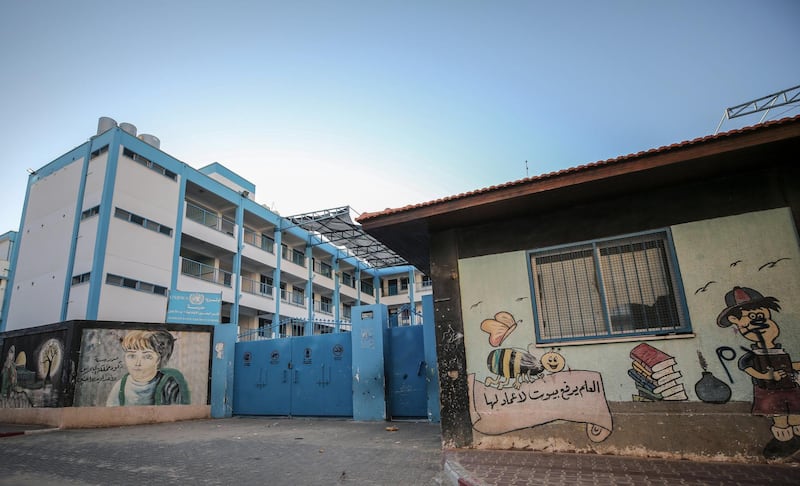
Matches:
[468,370,613,442]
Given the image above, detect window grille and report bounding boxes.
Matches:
[114,207,173,237]
[71,272,91,285]
[105,273,168,296]
[529,230,688,343]
[122,147,177,181]
[81,206,100,220]
[90,145,109,159]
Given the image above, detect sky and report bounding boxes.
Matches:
[1,1,798,233]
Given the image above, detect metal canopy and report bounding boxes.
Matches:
[286,206,408,269]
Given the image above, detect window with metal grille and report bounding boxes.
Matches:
[114,207,173,237]
[528,230,689,344]
[105,273,168,296]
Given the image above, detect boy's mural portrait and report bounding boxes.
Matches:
[74,328,210,407]
[106,330,189,406]
[716,286,800,459]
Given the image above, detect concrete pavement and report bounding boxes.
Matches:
[3,418,800,485]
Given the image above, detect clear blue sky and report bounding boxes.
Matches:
[1,1,798,232]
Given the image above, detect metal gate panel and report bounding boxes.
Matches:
[290,333,353,416]
[386,325,427,418]
[233,339,291,415]
[233,334,352,417]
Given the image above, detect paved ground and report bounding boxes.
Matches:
[0,417,444,486]
[443,449,800,486]
[3,418,800,486]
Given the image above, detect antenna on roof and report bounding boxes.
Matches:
[715,84,800,134]
[525,160,529,178]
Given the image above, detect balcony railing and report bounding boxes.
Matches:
[243,228,275,253]
[186,202,235,236]
[280,289,306,307]
[181,258,232,287]
[314,300,333,315]
[241,277,274,298]
[313,260,333,278]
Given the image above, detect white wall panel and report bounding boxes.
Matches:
[6,159,83,329]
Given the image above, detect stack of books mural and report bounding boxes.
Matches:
[629,343,687,401]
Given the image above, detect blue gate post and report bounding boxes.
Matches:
[211,323,237,418]
[422,294,441,423]
[351,303,388,421]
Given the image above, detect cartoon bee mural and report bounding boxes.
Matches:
[485,348,544,389]
[540,349,566,373]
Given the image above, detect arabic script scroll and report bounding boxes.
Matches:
[468,370,613,442]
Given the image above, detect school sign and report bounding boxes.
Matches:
[166,291,222,325]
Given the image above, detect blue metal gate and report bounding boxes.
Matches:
[386,324,428,419]
[233,332,352,417]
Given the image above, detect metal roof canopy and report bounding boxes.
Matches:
[286,206,408,269]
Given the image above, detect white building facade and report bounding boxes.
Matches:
[0,118,431,335]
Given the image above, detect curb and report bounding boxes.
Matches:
[0,427,58,438]
[442,457,487,486]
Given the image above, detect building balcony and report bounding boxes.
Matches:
[181,258,232,287]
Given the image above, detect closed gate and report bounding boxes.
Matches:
[233,332,352,417]
[386,324,428,419]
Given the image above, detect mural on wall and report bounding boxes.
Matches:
[106,330,190,406]
[1,334,66,408]
[715,286,800,459]
[484,347,543,389]
[628,343,687,402]
[470,309,613,443]
[73,328,210,407]
[480,311,519,347]
[694,350,731,404]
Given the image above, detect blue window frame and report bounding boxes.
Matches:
[527,229,689,344]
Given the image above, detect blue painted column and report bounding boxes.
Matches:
[86,129,121,319]
[210,321,237,418]
[351,303,388,421]
[422,294,441,422]
[305,244,314,335]
[60,140,93,321]
[232,199,244,328]
[332,257,340,331]
[407,268,416,325]
[272,228,282,338]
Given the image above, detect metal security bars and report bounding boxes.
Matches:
[529,230,688,344]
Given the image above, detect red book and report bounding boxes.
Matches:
[630,343,676,373]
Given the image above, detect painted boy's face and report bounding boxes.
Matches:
[125,349,160,383]
[727,307,780,347]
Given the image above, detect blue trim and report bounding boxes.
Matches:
[0,232,18,332]
[60,141,93,321]
[305,244,313,334]
[371,265,416,277]
[333,257,340,330]
[86,130,122,319]
[231,201,244,328]
[407,267,416,325]
[273,229,282,328]
[171,176,188,290]
[527,227,692,345]
[198,162,256,194]
[664,228,692,331]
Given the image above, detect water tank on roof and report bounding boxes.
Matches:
[138,134,161,149]
[119,122,137,136]
[97,117,117,135]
